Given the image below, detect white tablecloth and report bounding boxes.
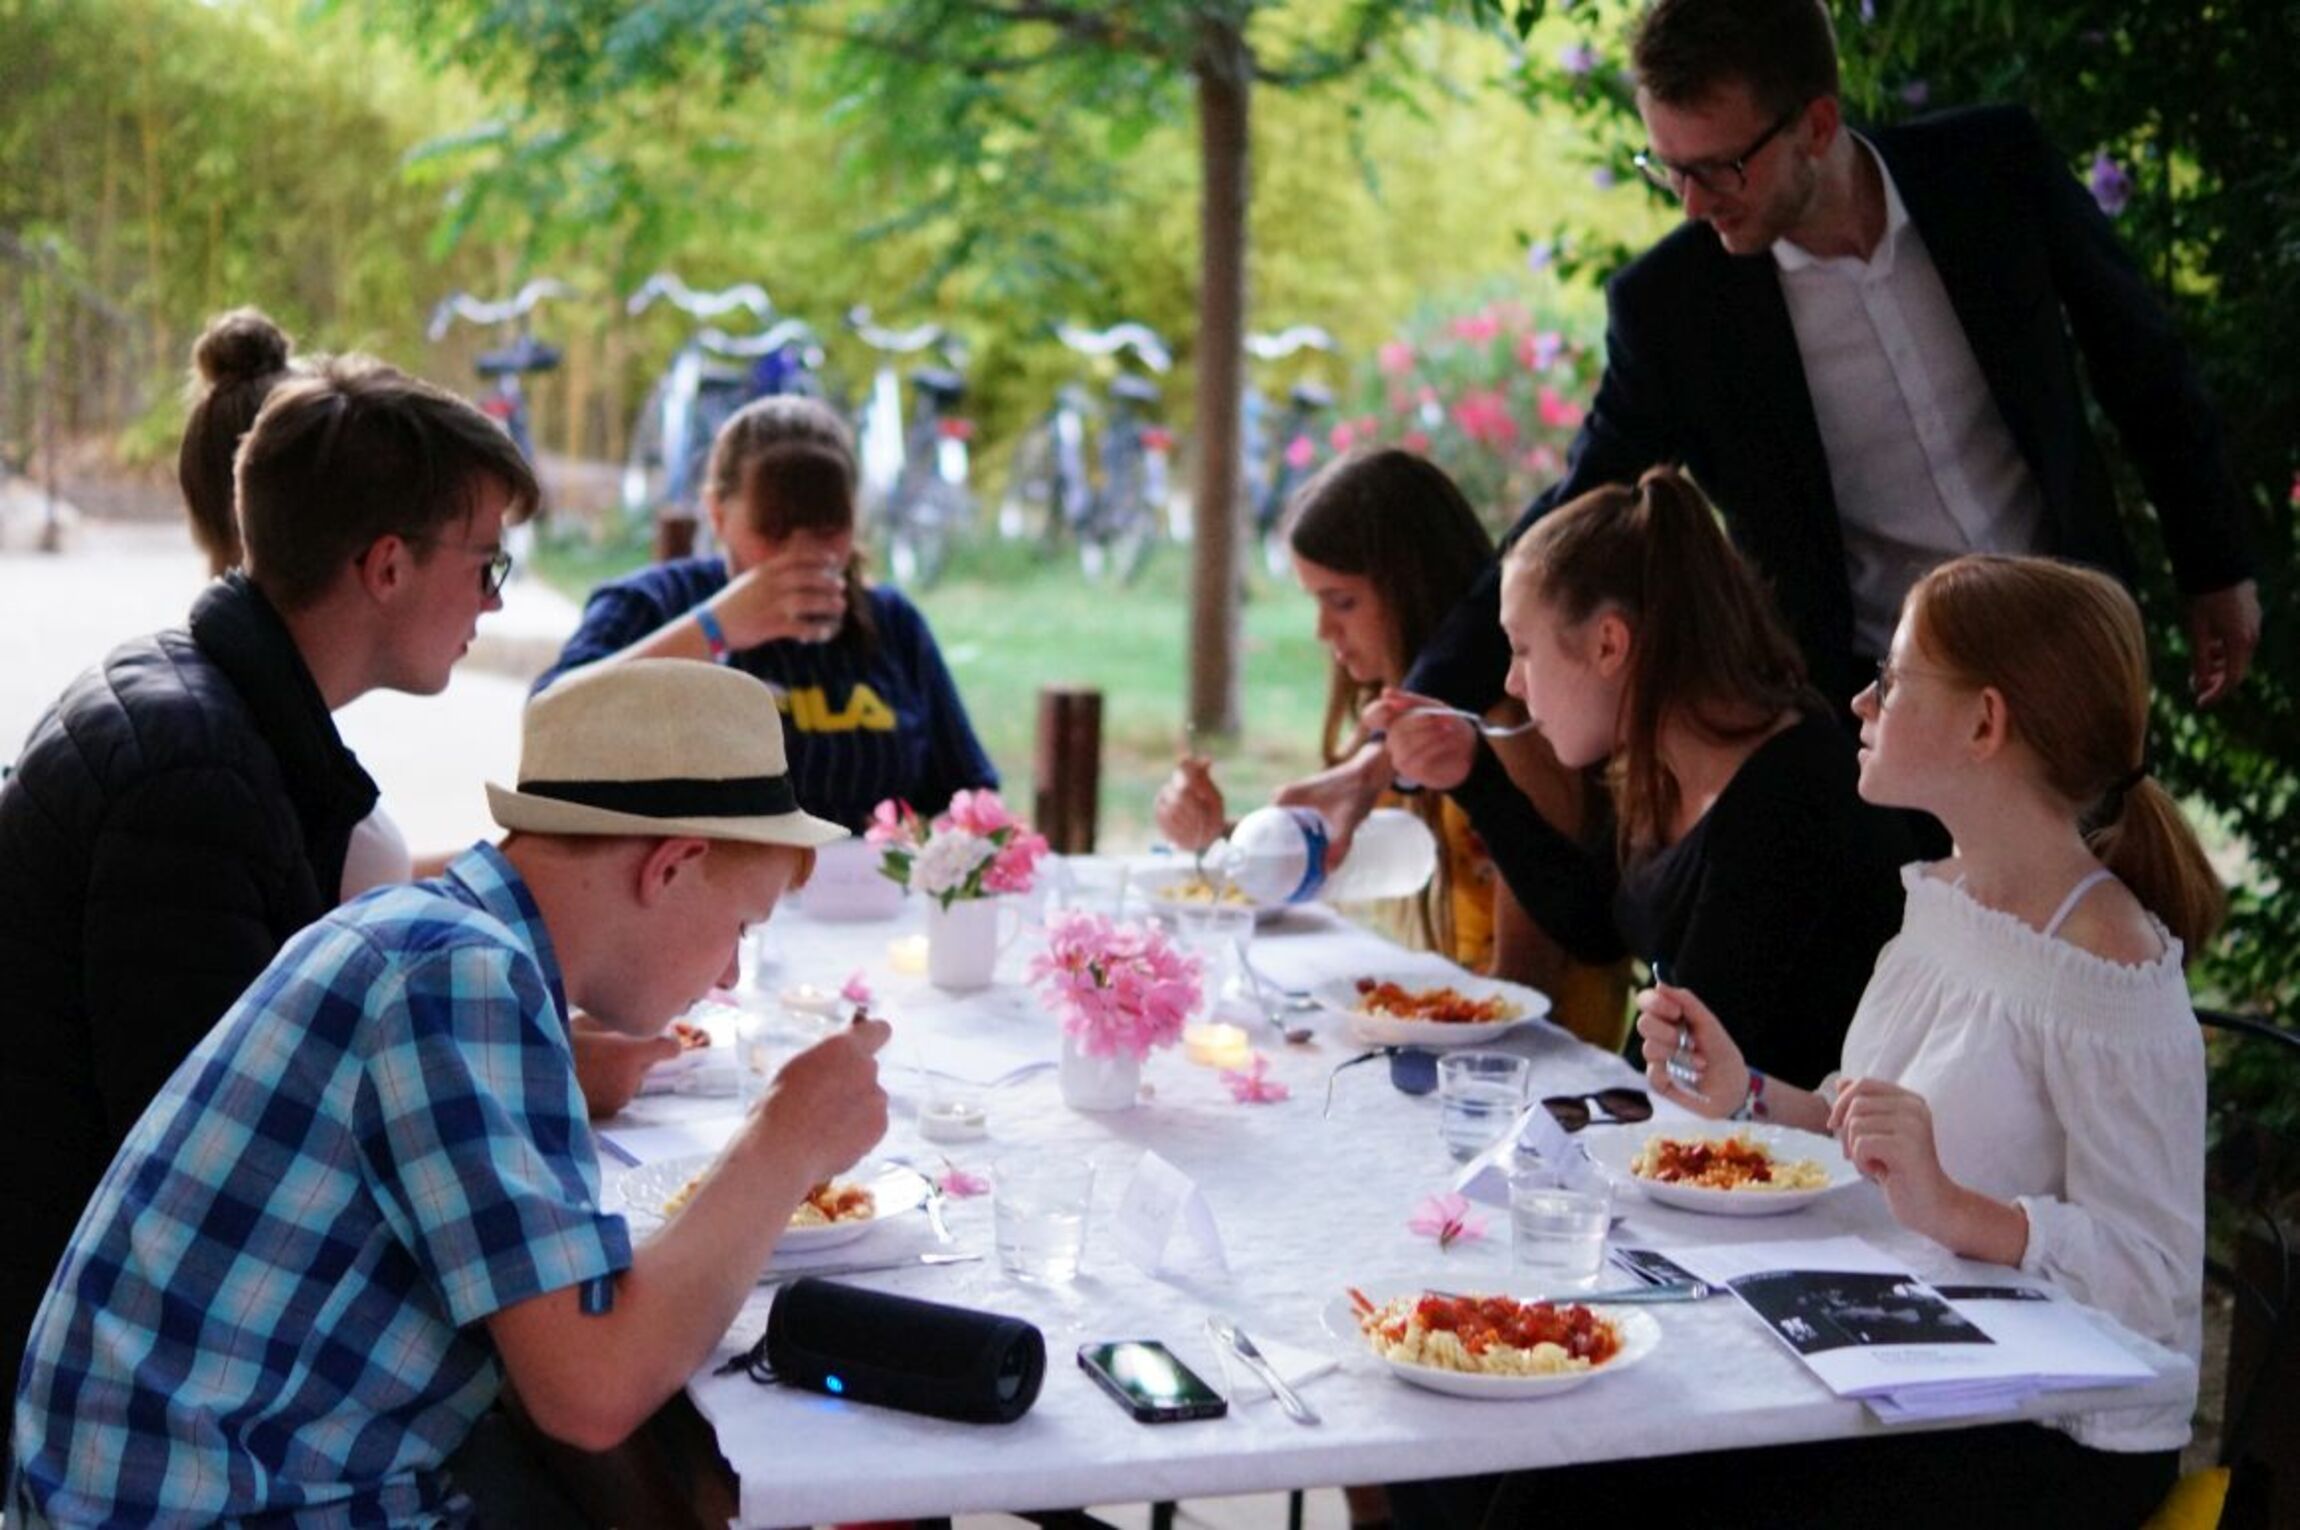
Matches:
[597,860,2190,1527]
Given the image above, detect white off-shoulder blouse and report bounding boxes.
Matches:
[1839,863,2204,1453]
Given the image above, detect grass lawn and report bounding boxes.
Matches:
[535,522,1338,851]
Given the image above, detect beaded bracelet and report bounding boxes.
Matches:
[694,604,732,664]
[1729,1067,1769,1123]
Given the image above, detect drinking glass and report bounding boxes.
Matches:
[1172,902,1257,1021]
[992,1157,1095,1285]
[1437,1051,1531,1161]
[1509,1161,1611,1291]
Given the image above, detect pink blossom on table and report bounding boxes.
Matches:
[1407,1191,1489,1251]
[982,829,1049,894]
[1028,910,1203,1063]
[943,788,1016,838]
[1378,340,1416,377]
[866,797,921,847]
[840,969,874,1007]
[1222,1053,1290,1104]
[1537,386,1584,431]
[1284,434,1317,470]
[936,1159,991,1198]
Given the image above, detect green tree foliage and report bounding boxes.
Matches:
[1486,0,2298,1018]
[0,0,485,458]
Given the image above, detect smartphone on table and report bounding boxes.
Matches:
[1077,1340,1228,1423]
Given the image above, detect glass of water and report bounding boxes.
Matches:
[1436,1051,1531,1162]
[992,1157,1095,1285]
[1509,1162,1611,1291]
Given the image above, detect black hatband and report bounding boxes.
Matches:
[518,774,798,820]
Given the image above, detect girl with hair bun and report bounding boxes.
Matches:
[1629,553,2214,1518]
[179,307,294,575]
[1382,465,1911,1087]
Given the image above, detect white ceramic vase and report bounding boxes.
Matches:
[924,895,1022,990]
[1059,1031,1143,1112]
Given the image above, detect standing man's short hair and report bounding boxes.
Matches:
[237,357,542,609]
[1631,0,1841,117]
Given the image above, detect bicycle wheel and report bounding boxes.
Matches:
[999,426,1053,542]
[888,478,966,588]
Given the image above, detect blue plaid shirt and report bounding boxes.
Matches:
[12,844,632,1526]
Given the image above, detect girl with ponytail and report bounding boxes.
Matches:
[1636,553,2214,1512]
[1383,465,1911,1085]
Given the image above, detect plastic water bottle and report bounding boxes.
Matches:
[1221,805,1438,905]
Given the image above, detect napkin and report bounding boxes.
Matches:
[1110,1151,1230,1280]
[1206,1331,1340,1406]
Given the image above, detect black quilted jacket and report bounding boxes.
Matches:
[0,573,377,1443]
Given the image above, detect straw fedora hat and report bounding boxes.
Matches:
[488,659,848,848]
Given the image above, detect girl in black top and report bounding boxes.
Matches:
[1381,466,1908,1088]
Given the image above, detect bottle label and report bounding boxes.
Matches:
[1280,806,1329,903]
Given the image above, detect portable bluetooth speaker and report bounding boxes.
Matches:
[762,1277,1046,1423]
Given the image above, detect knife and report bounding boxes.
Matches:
[1206,1316,1322,1426]
[1423,1280,1717,1305]
[757,1251,979,1286]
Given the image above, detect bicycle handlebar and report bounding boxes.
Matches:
[696,319,820,359]
[426,279,575,341]
[847,306,950,356]
[1245,325,1337,361]
[1055,321,1172,374]
[626,272,774,323]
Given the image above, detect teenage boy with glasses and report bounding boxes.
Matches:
[0,354,540,1462]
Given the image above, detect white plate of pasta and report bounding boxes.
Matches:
[1323,1286,1661,1399]
[616,1156,926,1251]
[1582,1122,1858,1216]
[1311,971,1551,1047]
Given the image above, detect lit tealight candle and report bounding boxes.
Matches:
[1183,1022,1252,1070]
[779,983,841,1018]
[888,935,930,976]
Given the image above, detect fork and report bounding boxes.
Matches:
[885,1157,955,1243]
[1395,704,1541,740]
[1652,960,1707,1100]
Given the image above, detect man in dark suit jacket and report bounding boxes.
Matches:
[1305,0,2259,857]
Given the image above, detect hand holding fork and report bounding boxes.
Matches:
[1634,976,1761,1116]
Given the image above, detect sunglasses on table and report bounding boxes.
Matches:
[1540,1087,1653,1132]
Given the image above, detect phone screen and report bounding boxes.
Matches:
[1077,1340,1228,1422]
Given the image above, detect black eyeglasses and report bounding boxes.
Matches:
[1541,1087,1653,1133]
[395,535,514,598]
[1634,105,1802,197]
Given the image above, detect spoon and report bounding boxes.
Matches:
[1234,939,1314,1045]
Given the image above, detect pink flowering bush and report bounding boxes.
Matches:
[1346,277,1602,530]
[1028,911,1203,1063]
[867,790,1050,909]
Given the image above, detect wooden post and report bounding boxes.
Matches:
[1033,686,1103,854]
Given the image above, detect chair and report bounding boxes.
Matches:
[2147,1009,2300,1529]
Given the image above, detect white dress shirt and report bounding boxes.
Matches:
[1775,140,2048,656]
[1839,865,2204,1453]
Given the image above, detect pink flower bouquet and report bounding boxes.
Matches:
[867,790,1050,910]
[1028,911,1203,1063]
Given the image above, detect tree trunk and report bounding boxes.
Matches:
[1188,17,1251,739]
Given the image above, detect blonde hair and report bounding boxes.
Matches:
[1908,555,2225,954]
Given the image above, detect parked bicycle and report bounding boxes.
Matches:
[621,272,826,560]
[848,307,974,588]
[1001,321,1174,584]
[1241,325,1338,578]
[428,277,571,563]
[427,279,572,467]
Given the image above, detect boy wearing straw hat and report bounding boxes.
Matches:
[12,660,889,1527]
